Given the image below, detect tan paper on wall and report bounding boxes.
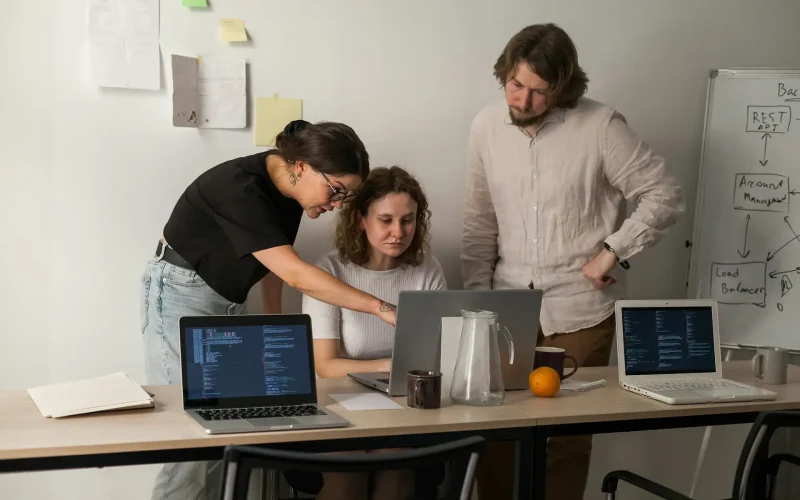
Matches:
[254,94,303,146]
[27,372,154,418]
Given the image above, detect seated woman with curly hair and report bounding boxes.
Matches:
[301,166,447,500]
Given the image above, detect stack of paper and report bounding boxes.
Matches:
[27,372,154,418]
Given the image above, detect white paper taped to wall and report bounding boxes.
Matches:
[197,56,246,128]
[171,55,246,129]
[87,0,160,91]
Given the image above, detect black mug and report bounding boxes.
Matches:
[407,370,442,409]
[533,347,578,380]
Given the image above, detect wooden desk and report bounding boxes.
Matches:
[1,362,799,500]
[0,377,539,498]
[523,361,800,500]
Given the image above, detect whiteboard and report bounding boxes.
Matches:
[688,68,800,350]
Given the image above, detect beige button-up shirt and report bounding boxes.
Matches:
[462,98,684,335]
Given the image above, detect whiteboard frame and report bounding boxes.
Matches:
[687,68,800,354]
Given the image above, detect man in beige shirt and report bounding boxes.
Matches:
[462,23,684,500]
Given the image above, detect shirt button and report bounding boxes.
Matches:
[533,239,538,243]
[533,206,538,211]
[533,174,537,179]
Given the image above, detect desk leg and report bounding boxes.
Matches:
[514,429,534,500]
[530,428,548,500]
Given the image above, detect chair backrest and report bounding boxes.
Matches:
[732,410,800,500]
[219,435,486,500]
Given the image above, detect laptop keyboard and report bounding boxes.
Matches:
[639,379,745,391]
[196,405,326,421]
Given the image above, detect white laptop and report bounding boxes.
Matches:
[615,299,777,405]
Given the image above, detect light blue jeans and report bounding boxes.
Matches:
[141,257,246,500]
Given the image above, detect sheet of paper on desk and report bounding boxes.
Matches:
[86,0,160,90]
[329,393,403,411]
[27,372,154,418]
[559,379,607,392]
[440,317,464,396]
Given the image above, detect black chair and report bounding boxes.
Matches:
[219,435,485,500]
[601,410,800,500]
[281,463,445,499]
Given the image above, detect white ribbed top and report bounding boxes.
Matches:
[302,252,447,360]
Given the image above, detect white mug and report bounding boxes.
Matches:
[751,347,789,385]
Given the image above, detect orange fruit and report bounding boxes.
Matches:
[529,367,561,397]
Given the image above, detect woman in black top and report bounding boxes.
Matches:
[140,120,394,499]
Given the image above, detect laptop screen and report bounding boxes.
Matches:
[180,315,315,408]
[621,306,716,376]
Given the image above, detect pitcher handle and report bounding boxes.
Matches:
[500,324,515,365]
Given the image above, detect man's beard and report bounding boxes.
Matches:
[509,107,547,128]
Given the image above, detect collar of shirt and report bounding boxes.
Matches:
[502,107,567,128]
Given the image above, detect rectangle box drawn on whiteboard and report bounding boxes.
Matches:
[709,262,766,306]
[746,105,792,133]
[733,173,790,213]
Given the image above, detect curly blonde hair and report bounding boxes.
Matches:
[333,166,431,267]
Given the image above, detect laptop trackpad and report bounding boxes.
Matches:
[247,417,301,427]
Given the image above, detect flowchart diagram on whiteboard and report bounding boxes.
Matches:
[688,69,800,349]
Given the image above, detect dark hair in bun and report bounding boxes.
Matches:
[274,120,369,179]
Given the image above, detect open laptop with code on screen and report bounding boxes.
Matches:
[615,299,777,405]
[179,314,349,434]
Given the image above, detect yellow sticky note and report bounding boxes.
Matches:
[254,95,303,147]
[219,19,248,43]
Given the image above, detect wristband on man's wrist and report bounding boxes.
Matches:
[604,242,630,270]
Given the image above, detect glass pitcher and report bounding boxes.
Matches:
[450,309,515,406]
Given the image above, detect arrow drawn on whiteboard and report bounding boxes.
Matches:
[759,133,772,166]
[767,216,800,261]
[769,267,800,279]
[737,214,751,258]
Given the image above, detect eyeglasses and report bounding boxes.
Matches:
[317,170,358,202]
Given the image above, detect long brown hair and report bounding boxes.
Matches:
[334,166,431,267]
[493,23,588,109]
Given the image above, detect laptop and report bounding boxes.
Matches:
[616,299,777,405]
[348,289,543,396]
[179,314,350,434]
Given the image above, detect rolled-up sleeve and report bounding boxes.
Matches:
[602,113,685,260]
[462,118,499,290]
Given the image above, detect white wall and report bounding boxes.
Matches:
[3,0,800,498]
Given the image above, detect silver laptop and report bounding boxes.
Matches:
[349,289,543,396]
[616,299,777,405]
[179,314,350,434]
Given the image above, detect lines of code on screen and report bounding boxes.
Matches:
[185,324,312,400]
[622,307,716,376]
